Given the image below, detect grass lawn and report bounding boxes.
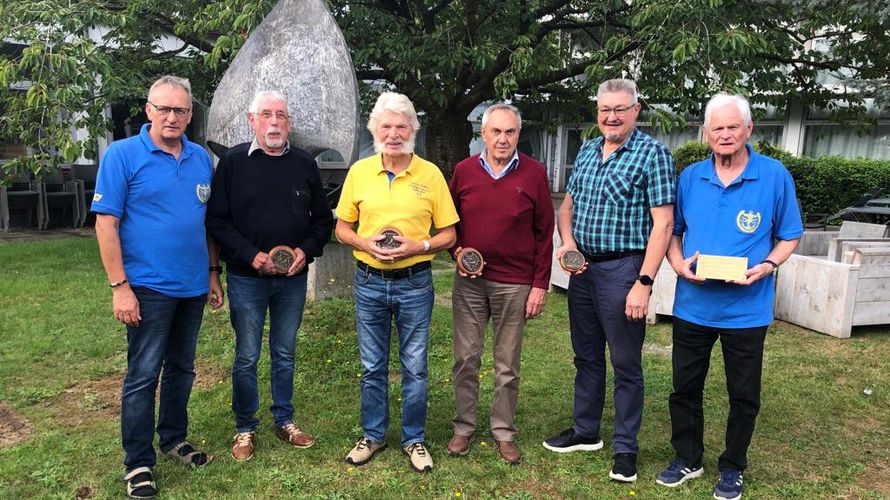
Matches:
[0,236,888,499]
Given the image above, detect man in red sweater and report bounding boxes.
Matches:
[446,103,555,464]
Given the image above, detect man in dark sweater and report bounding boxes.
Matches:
[446,103,555,464]
[206,90,334,462]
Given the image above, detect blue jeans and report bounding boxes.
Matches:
[121,287,205,472]
[354,266,434,446]
[227,272,308,432]
[567,253,646,455]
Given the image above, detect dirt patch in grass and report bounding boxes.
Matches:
[0,403,33,448]
[38,376,122,425]
[194,362,230,390]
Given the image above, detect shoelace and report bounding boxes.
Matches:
[235,432,253,446]
[281,423,301,435]
[408,443,428,456]
[355,438,372,451]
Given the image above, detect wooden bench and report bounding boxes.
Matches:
[775,246,890,338]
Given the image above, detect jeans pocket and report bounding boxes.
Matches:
[355,267,372,286]
[406,269,432,289]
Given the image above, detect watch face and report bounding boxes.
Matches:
[638,275,654,286]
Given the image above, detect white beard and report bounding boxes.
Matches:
[374,137,415,155]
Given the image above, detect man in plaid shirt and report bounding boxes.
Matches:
[543,79,675,483]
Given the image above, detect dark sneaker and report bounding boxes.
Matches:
[609,453,638,482]
[713,469,744,500]
[542,428,604,453]
[656,459,704,487]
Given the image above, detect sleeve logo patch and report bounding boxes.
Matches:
[93,193,103,202]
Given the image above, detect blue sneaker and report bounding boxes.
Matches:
[713,469,743,500]
[656,459,704,487]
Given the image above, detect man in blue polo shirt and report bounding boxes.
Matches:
[543,78,675,483]
[655,93,802,500]
[92,75,223,500]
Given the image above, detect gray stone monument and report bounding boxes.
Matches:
[206,0,360,165]
[207,0,360,301]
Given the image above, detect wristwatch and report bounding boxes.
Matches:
[637,274,654,286]
[422,240,431,252]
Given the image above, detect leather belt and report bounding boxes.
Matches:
[356,260,431,280]
[582,250,645,263]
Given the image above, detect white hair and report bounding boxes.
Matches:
[249,90,290,115]
[481,103,522,130]
[597,79,639,104]
[703,93,752,129]
[148,75,192,103]
[367,92,420,154]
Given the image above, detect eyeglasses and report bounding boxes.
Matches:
[597,105,636,117]
[255,111,290,121]
[148,101,191,118]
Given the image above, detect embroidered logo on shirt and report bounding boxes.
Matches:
[409,181,430,197]
[736,210,761,233]
[93,193,103,202]
[196,184,211,204]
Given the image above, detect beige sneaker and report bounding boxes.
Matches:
[345,437,386,466]
[231,431,256,462]
[403,442,433,472]
[275,423,316,449]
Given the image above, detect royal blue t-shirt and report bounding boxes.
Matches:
[92,124,213,297]
[673,145,803,328]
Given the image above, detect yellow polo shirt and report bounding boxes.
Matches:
[336,153,459,269]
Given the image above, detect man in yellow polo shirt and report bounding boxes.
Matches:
[335,92,458,473]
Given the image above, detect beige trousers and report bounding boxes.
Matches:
[451,272,530,441]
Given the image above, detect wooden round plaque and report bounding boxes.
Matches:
[456,247,484,276]
[269,245,297,274]
[375,227,403,250]
[559,250,586,273]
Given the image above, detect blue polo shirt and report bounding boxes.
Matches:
[92,124,213,297]
[673,145,803,328]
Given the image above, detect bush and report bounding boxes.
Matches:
[671,141,890,216]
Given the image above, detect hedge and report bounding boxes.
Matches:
[671,141,890,217]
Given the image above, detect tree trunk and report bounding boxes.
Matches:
[424,109,474,179]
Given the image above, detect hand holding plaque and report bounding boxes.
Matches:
[455,247,484,277]
[269,246,297,274]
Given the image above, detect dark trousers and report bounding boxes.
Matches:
[121,288,204,472]
[568,253,645,454]
[669,317,767,472]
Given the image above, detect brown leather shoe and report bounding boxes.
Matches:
[495,440,522,464]
[275,423,316,449]
[447,433,473,456]
[231,432,256,462]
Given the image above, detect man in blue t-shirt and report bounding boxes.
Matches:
[655,93,802,500]
[92,75,224,500]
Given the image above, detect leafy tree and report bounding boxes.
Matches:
[1,0,888,180]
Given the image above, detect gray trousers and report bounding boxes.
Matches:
[451,273,530,441]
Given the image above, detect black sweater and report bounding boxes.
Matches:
[206,142,334,277]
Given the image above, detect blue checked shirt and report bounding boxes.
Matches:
[566,128,676,254]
